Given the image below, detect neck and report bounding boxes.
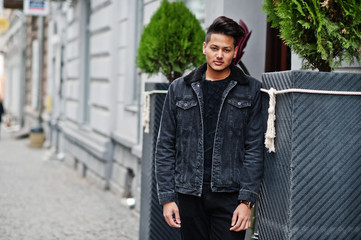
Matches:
[205,65,231,81]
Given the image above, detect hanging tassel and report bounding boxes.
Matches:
[264,88,277,153]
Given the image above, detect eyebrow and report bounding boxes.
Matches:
[209,44,232,49]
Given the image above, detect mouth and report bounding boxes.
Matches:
[214,61,223,66]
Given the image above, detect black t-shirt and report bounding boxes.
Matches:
[202,75,230,184]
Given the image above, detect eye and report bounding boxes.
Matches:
[211,47,217,51]
[224,49,231,53]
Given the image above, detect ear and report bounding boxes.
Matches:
[233,46,239,59]
[203,42,206,55]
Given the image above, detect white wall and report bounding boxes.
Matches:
[113,0,140,144]
[3,27,23,121]
[64,3,81,123]
[292,52,361,72]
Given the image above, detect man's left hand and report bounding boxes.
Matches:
[230,203,252,232]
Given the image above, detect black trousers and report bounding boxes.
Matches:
[177,185,246,240]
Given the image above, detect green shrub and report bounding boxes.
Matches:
[137,0,205,82]
[263,0,361,72]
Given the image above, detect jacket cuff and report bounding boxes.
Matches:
[158,192,176,205]
[238,189,258,204]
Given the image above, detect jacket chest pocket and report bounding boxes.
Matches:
[226,97,252,130]
[176,100,198,130]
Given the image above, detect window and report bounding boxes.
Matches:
[185,0,205,28]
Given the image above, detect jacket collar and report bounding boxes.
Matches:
[183,63,249,85]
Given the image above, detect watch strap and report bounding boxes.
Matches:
[240,200,254,208]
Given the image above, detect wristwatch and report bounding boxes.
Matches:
[240,200,253,208]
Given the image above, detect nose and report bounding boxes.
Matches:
[216,50,223,59]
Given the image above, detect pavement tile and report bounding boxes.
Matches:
[0,126,139,240]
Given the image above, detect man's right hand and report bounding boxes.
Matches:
[163,202,181,228]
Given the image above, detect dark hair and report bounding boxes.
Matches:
[205,16,244,47]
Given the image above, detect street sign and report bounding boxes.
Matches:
[23,0,49,16]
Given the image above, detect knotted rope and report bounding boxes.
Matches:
[261,88,361,153]
[262,88,277,153]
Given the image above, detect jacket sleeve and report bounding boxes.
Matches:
[155,83,177,205]
[238,80,264,204]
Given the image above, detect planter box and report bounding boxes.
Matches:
[139,82,181,240]
[257,71,361,240]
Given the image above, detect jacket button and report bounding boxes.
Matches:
[238,102,242,105]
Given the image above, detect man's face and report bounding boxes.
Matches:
[203,33,238,73]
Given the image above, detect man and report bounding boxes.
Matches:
[155,16,264,239]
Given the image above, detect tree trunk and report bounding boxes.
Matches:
[315,60,332,72]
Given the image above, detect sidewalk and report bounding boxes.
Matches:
[0,126,139,240]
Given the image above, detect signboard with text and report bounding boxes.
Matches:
[23,0,49,16]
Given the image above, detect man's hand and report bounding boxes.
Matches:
[163,202,181,228]
[230,203,252,232]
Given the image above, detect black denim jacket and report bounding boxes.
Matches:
[155,63,264,205]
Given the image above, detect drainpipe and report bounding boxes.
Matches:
[37,16,44,125]
[136,0,143,145]
[15,10,25,127]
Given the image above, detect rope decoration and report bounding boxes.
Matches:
[262,88,277,153]
[261,88,361,153]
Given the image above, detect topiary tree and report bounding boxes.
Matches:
[263,0,361,72]
[137,0,205,82]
